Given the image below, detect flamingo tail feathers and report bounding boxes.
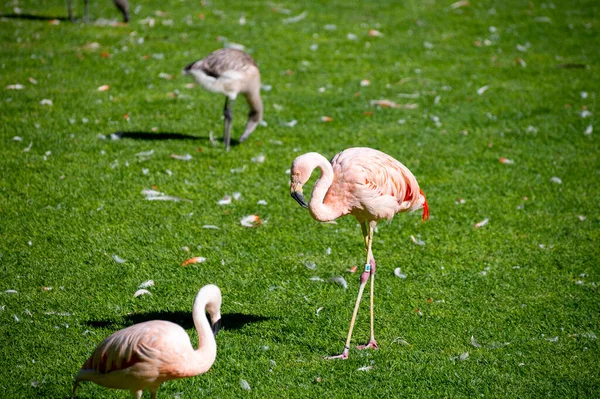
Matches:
[420,189,430,221]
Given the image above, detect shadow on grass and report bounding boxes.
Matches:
[0,13,69,21]
[113,131,202,141]
[112,130,240,147]
[86,311,271,331]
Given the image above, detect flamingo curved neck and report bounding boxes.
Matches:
[189,297,217,375]
[307,155,343,222]
[245,89,263,121]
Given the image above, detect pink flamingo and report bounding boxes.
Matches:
[290,147,429,359]
[183,48,263,151]
[72,284,222,398]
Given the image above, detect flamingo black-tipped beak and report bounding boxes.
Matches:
[212,319,222,337]
[290,183,308,208]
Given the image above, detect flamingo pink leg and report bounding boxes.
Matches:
[357,221,379,350]
[325,267,370,360]
[326,221,379,359]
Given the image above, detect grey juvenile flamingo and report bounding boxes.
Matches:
[183,48,263,151]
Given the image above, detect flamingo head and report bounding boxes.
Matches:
[198,284,223,336]
[290,154,317,209]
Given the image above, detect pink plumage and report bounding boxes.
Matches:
[72,284,222,399]
[290,147,429,359]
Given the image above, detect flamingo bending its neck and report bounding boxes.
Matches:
[72,284,222,398]
[290,147,429,359]
[183,48,263,151]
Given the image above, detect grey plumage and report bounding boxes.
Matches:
[184,49,258,78]
[183,49,263,151]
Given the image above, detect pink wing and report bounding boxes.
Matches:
[83,321,177,374]
[328,148,425,220]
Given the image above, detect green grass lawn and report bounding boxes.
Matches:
[1,0,599,397]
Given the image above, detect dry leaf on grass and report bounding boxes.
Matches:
[112,254,126,263]
[181,257,207,266]
[550,176,562,184]
[218,195,232,205]
[370,100,418,109]
[83,42,100,51]
[515,58,527,67]
[134,289,152,297]
[474,218,489,228]
[328,276,348,289]
[170,153,192,161]
[240,215,262,227]
[410,235,425,246]
[450,0,469,8]
[282,11,307,24]
[135,149,154,158]
[304,261,316,270]
[240,379,251,391]
[471,335,482,348]
[394,268,407,279]
[370,99,399,108]
[138,280,154,289]
[141,188,191,203]
[357,365,375,371]
[393,337,411,346]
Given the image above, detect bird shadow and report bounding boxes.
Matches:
[0,13,69,21]
[85,311,271,331]
[111,130,242,147]
[112,131,204,141]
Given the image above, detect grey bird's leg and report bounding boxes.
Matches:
[223,97,235,151]
[66,0,74,21]
[113,0,130,22]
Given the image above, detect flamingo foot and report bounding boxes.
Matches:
[356,339,379,350]
[324,348,349,360]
